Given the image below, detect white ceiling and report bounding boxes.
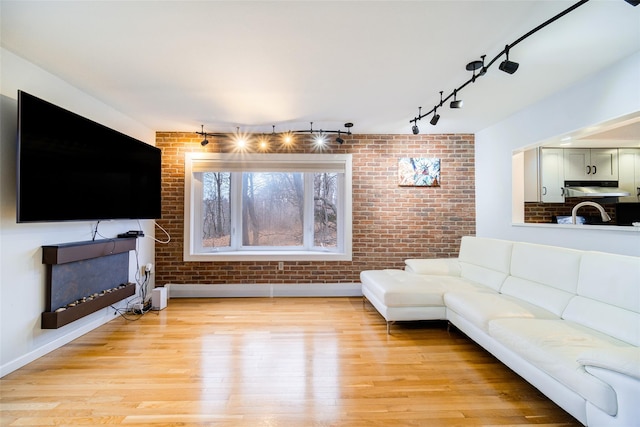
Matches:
[1,0,639,136]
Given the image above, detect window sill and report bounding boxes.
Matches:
[183,250,352,262]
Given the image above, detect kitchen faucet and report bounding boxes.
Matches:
[571,201,611,224]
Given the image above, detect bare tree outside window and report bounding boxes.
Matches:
[202,172,231,248]
[314,173,338,247]
[242,172,304,247]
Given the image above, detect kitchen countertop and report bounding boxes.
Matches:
[514,223,640,232]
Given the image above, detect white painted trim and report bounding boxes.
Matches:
[0,310,116,378]
[165,283,362,298]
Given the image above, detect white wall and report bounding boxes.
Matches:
[0,48,157,376]
[475,51,640,256]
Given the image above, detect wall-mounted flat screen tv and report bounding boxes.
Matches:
[17,90,161,222]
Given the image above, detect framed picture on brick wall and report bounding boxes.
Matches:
[398,157,440,187]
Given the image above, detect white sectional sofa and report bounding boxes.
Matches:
[360,236,640,426]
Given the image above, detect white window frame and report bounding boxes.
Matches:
[184,152,352,261]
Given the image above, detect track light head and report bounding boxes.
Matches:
[430,113,440,126]
[198,125,210,146]
[624,0,639,6]
[499,60,519,74]
[411,107,421,134]
[334,130,344,145]
[450,90,463,109]
[499,45,519,74]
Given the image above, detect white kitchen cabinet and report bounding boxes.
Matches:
[564,148,618,181]
[524,148,564,203]
[618,148,640,203]
[540,148,565,202]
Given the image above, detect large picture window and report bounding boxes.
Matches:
[184,153,352,261]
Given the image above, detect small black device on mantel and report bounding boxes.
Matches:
[117,231,145,238]
[16,90,162,223]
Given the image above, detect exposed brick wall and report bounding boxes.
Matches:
[154,132,475,285]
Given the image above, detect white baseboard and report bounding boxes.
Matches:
[0,308,116,378]
[164,283,362,298]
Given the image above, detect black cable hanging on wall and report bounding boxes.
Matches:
[409,0,638,132]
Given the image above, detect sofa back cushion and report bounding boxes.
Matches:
[500,242,582,316]
[562,251,640,346]
[458,236,513,291]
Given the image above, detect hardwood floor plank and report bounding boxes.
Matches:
[0,297,580,426]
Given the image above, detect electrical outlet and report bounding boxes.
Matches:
[142,263,153,275]
[278,261,284,271]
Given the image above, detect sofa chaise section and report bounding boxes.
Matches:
[359,236,640,426]
[360,236,513,332]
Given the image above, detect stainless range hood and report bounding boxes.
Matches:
[564,181,630,198]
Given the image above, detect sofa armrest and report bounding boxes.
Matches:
[404,258,461,276]
[577,348,640,380]
[582,363,640,427]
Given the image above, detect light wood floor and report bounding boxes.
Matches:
[1,297,580,426]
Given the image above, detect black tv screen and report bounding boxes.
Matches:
[17,90,161,222]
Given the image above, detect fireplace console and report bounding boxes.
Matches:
[41,238,137,329]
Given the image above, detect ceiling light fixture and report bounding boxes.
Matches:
[197,124,227,147]
[430,110,440,126]
[466,54,487,79]
[412,107,421,134]
[408,0,609,130]
[293,122,353,145]
[195,122,354,150]
[450,90,463,109]
[313,131,328,146]
[199,124,209,146]
[499,45,519,74]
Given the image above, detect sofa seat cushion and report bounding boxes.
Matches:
[489,318,631,416]
[444,292,559,333]
[360,269,494,308]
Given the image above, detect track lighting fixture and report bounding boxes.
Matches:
[412,107,421,134]
[430,111,440,126]
[450,90,463,109]
[465,54,486,74]
[197,124,227,147]
[430,92,442,125]
[294,122,353,145]
[467,55,487,81]
[624,0,639,6]
[499,45,519,74]
[196,122,353,150]
[199,125,209,146]
[408,0,609,130]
